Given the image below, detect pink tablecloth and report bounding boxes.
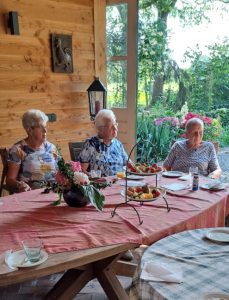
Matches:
[0,176,228,254]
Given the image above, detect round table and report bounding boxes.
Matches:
[129,228,229,300]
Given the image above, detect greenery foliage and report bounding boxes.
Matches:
[136,113,179,163]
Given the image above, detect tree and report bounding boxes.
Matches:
[138,0,228,110]
[185,40,229,111]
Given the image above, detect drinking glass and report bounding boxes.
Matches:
[90,170,101,178]
[116,167,125,179]
[22,238,42,263]
[189,166,198,176]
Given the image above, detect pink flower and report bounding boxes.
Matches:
[154,117,179,127]
[55,171,69,185]
[184,113,213,126]
[68,161,82,172]
[154,118,163,125]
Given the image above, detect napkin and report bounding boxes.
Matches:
[0,251,18,275]
[161,183,190,191]
[141,261,183,283]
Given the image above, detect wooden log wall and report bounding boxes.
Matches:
[0,0,106,168]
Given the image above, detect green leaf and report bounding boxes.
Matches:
[50,192,62,206]
[78,185,105,212]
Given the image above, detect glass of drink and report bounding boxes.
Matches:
[189,166,198,176]
[90,170,101,179]
[116,167,125,179]
[22,238,42,263]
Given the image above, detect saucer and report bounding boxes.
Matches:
[7,249,48,268]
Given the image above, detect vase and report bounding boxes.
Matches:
[63,188,90,207]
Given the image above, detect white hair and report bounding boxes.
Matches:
[22,109,48,129]
[94,109,116,129]
[185,117,204,132]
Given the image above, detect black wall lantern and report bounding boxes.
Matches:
[87,77,106,120]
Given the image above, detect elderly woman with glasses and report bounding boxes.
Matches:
[6,109,58,192]
[79,109,128,177]
[163,117,221,179]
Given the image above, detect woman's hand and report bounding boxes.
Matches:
[16,181,31,192]
[208,168,222,179]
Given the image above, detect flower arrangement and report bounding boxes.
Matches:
[52,157,106,211]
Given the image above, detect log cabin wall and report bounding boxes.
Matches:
[0,0,106,169]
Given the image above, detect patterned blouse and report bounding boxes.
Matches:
[163,140,220,176]
[8,139,58,188]
[78,136,128,176]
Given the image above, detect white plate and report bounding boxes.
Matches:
[200,183,225,191]
[126,174,144,180]
[205,229,229,243]
[120,181,145,187]
[202,293,229,300]
[128,170,162,176]
[162,171,184,178]
[7,249,48,268]
[120,187,166,202]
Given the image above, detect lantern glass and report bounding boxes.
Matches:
[87,78,106,119]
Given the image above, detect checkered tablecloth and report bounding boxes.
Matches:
[129,228,229,300]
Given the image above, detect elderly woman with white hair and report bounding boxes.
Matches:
[79,109,128,177]
[163,117,221,179]
[6,109,58,192]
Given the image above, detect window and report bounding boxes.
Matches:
[106,1,137,109]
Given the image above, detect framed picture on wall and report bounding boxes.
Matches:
[51,34,73,73]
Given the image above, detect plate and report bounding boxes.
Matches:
[200,183,225,191]
[7,249,48,268]
[126,175,144,180]
[162,171,184,178]
[120,181,145,187]
[205,229,229,243]
[120,187,166,202]
[128,170,162,176]
[202,293,229,300]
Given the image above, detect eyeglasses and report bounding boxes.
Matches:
[100,123,118,129]
[31,124,47,132]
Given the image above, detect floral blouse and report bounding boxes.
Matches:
[78,136,128,176]
[8,139,58,188]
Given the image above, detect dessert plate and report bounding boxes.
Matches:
[162,171,184,178]
[125,174,144,180]
[200,183,225,191]
[120,187,166,202]
[120,181,145,187]
[202,293,229,300]
[205,229,229,243]
[128,170,162,176]
[6,249,48,268]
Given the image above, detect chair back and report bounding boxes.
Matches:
[0,148,8,196]
[68,142,84,161]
